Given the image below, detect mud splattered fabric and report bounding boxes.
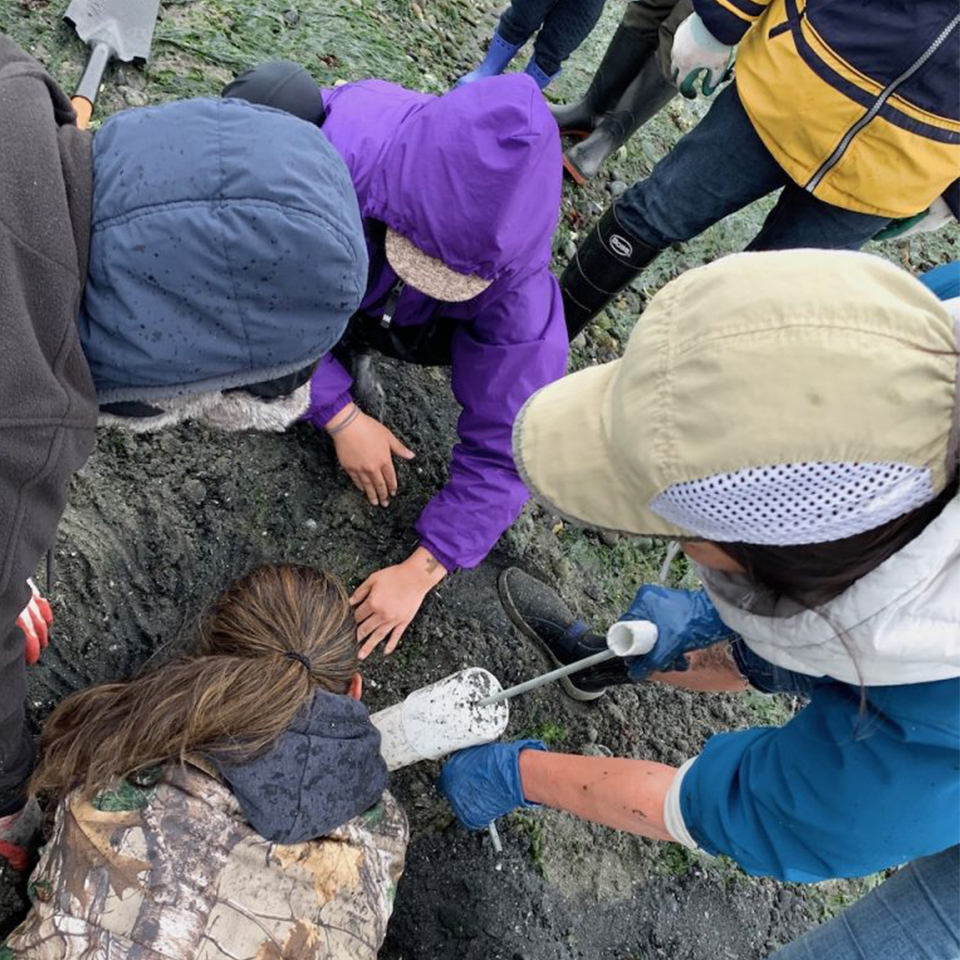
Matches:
[5,765,407,959]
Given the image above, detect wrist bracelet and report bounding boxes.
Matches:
[326,405,360,436]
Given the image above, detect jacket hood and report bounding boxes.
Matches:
[216,688,387,844]
[322,76,562,282]
[79,97,368,403]
[700,492,960,686]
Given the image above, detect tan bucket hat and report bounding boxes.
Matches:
[514,250,958,544]
[385,230,492,302]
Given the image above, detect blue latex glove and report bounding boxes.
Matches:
[621,586,736,682]
[437,739,547,831]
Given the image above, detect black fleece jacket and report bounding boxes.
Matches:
[0,36,97,675]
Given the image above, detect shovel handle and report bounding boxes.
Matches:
[72,41,113,129]
[71,96,94,130]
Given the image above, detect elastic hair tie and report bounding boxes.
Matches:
[284,651,312,671]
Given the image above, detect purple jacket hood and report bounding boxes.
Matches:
[322,74,561,281]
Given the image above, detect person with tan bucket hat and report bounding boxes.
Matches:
[439,250,960,959]
[224,63,568,661]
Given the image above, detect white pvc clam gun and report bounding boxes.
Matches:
[370,667,510,771]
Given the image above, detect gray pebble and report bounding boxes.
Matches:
[563,240,577,259]
[609,180,627,199]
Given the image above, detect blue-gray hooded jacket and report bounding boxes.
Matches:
[216,689,388,843]
[79,97,368,404]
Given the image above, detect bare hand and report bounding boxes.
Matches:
[351,547,447,658]
[326,405,414,507]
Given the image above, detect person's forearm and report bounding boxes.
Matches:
[518,750,677,842]
[404,545,448,589]
[648,642,749,692]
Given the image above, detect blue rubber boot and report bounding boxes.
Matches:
[523,58,559,90]
[456,32,522,87]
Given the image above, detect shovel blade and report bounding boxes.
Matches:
[64,0,161,63]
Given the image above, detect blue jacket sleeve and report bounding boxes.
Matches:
[680,677,960,882]
[415,269,568,571]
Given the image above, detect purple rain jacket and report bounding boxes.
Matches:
[304,75,568,572]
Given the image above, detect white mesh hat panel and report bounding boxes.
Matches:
[649,462,936,545]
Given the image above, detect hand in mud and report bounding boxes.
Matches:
[352,547,447,659]
[16,579,53,665]
[327,405,414,507]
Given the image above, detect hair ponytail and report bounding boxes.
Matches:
[31,564,358,799]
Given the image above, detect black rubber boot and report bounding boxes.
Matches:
[563,57,676,183]
[561,206,660,341]
[498,568,631,702]
[549,26,656,136]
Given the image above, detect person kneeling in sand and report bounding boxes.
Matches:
[4,564,407,959]
[223,62,569,662]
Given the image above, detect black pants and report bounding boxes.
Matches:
[498,0,608,75]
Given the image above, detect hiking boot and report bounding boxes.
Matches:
[524,57,560,91]
[0,796,42,875]
[549,25,656,137]
[563,57,675,184]
[456,32,523,87]
[560,205,660,340]
[498,567,630,701]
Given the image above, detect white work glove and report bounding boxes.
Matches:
[671,12,735,99]
[873,195,956,241]
[15,579,53,665]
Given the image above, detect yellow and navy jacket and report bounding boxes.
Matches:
[694,0,960,218]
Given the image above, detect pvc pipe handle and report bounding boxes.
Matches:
[606,619,658,658]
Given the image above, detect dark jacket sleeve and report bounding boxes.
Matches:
[0,35,97,645]
[693,0,771,45]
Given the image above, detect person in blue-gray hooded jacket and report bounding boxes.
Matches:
[0,35,367,874]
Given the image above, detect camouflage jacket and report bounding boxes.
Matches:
[5,764,408,959]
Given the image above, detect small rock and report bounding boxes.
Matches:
[183,479,206,505]
[585,726,598,743]
[304,518,318,531]
[123,87,148,107]
[581,743,613,758]
[563,240,577,259]
[609,180,627,199]
[598,529,620,547]
[282,7,299,25]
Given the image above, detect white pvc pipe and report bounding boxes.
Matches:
[605,619,658,658]
[370,667,510,772]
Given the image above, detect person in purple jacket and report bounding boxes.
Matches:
[224,62,568,658]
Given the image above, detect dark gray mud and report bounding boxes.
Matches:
[5,358,823,958]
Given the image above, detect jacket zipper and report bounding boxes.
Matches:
[380,279,405,329]
[804,11,960,193]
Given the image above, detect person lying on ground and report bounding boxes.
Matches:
[560,0,960,339]
[0,34,367,874]
[550,0,696,185]
[456,0,607,90]
[439,251,960,960]
[224,62,568,660]
[4,564,407,959]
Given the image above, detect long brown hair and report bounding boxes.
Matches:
[31,564,358,799]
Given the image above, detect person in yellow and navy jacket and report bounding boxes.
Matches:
[559,0,960,340]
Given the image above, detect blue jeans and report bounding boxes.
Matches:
[771,845,960,960]
[498,0,607,76]
[615,83,891,251]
